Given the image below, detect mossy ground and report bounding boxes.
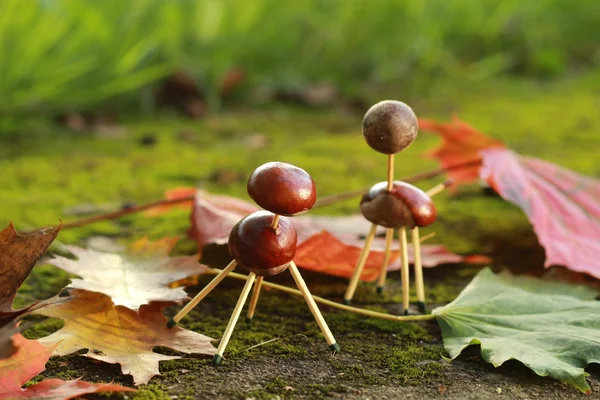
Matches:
[3,73,600,399]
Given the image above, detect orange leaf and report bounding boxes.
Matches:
[0,333,134,399]
[419,117,505,185]
[35,290,216,385]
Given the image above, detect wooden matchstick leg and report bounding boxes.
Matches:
[399,227,410,315]
[412,227,426,313]
[289,261,339,352]
[376,228,394,294]
[426,180,451,197]
[246,276,264,321]
[168,260,238,328]
[343,223,377,304]
[213,272,257,365]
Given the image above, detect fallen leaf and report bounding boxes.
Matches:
[433,268,600,393]
[35,290,216,385]
[48,237,208,310]
[188,191,489,279]
[0,332,134,399]
[295,231,489,281]
[0,222,60,357]
[480,148,600,279]
[419,117,505,185]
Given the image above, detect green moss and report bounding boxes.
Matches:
[21,317,64,339]
[131,383,172,400]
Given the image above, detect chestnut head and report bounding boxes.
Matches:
[360,181,436,229]
[228,211,297,276]
[247,162,316,216]
[362,100,418,154]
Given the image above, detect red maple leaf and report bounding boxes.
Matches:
[419,117,505,185]
[480,148,600,279]
[0,333,134,399]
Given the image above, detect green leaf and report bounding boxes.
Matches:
[432,268,600,393]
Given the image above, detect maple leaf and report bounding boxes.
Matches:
[480,148,600,279]
[433,268,600,393]
[48,237,208,310]
[0,222,60,357]
[35,290,216,385]
[0,332,134,399]
[188,191,489,279]
[419,117,505,185]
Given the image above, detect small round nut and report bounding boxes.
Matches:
[360,181,436,228]
[247,162,316,216]
[362,100,418,154]
[228,211,297,276]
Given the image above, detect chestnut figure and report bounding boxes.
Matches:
[362,100,418,154]
[360,181,436,229]
[229,211,297,276]
[344,99,447,315]
[167,161,339,366]
[247,162,316,216]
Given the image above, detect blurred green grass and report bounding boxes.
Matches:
[1,0,599,122]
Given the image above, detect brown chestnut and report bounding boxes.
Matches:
[228,211,297,276]
[360,181,436,228]
[247,162,316,216]
[362,100,418,154]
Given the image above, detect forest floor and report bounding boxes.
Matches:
[2,73,600,399]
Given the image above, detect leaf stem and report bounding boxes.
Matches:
[208,268,436,322]
[59,196,195,230]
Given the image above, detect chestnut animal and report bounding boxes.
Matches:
[345,99,445,315]
[362,100,418,154]
[247,162,316,216]
[360,181,436,229]
[228,211,297,276]
[167,161,339,365]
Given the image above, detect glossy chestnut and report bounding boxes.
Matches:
[360,181,436,228]
[362,100,418,154]
[228,211,297,276]
[247,162,316,216]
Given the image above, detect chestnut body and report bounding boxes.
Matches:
[228,211,297,276]
[247,162,316,216]
[360,181,436,229]
[362,100,418,154]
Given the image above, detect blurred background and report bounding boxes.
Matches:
[1,0,599,250]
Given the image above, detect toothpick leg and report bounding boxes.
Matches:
[412,227,426,313]
[376,228,394,294]
[168,259,238,328]
[246,276,264,321]
[213,272,257,365]
[344,223,377,304]
[399,227,410,315]
[289,261,339,352]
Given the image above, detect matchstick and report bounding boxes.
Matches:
[213,272,257,365]
[399,227,410,315]
[343,223,378,304]
[289,261,339,352]
[376,228,394,294]
[271,214,280,228]
[246,276,264,321]
[412,227,425,313]
[168,259,238,328]
[387,154,395,191]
